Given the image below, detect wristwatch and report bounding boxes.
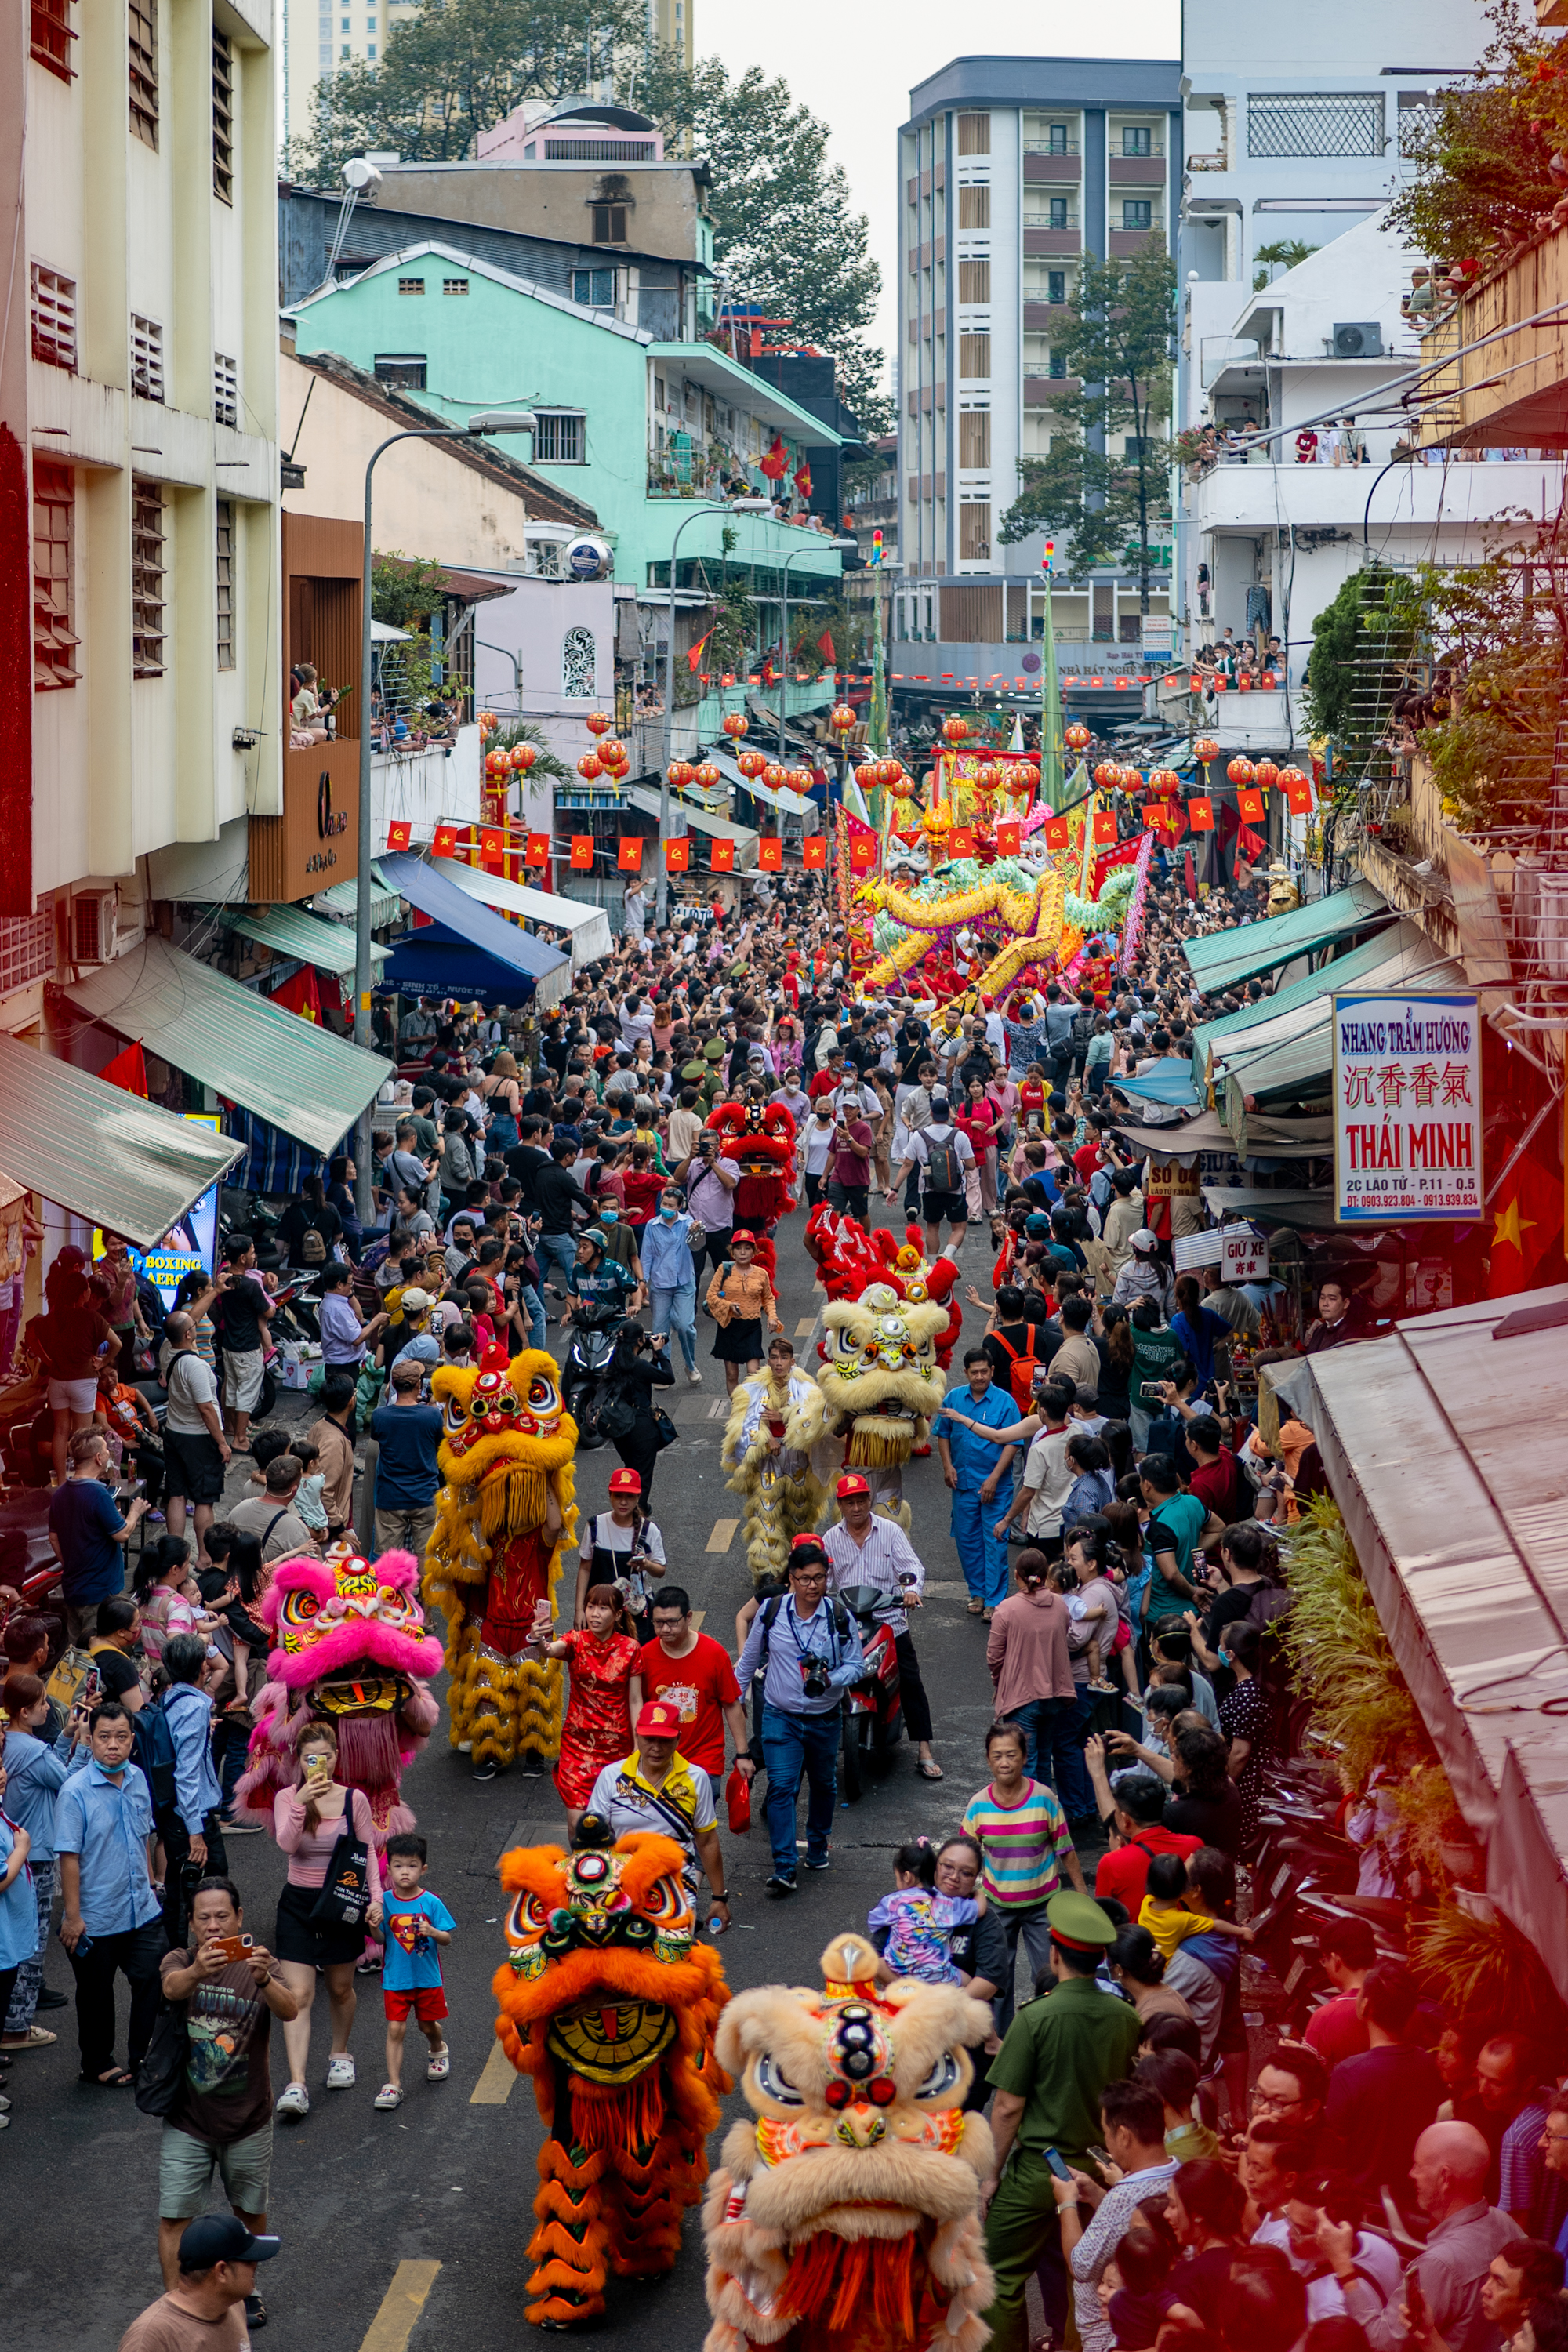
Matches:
[711,1891,729,1904]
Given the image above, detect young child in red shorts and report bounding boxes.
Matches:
[374,1832,456,2111]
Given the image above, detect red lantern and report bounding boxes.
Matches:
[597,738,626,768]
[1121,769,1145,796]
[693,762,722,790]
[666,760,695,789]
[484,748,510,779]
[576,753,603,781]
[942,716,970,745]
[786,768,812,793]
[1193,737,1221,764]
[878,758,903,787]
[1254,759,1280,790]
[764,763,786,788]
[1007,768,1034,804]
[721,713,749,740]
[1227,757,1256,786]
[974,762,1002,793]
[855,763,881,793]
[510,743,536,775]
[1065,722,1091,752]
[478,710,498,735]
[584,713,612,736]
[1277,764,1308,790]
[1093,760,1120,789]
[829,703,855,732]
[737,749,768,779]
[1149,768,1180,797]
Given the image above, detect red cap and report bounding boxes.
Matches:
[836,1472,871,1499]
[608,1468,642,1494]
[636,1700,683,1739]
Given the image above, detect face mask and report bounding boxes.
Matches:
[599,1207,619,1224]
[658,1205,679,1223]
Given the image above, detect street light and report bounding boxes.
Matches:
[777,537,858,764]
[659,496,771,927]
[353,411,537,1218]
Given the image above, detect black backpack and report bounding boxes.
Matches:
[757,1590,851,1659]
[921,1127,963,1193]
[131,1697,178,1814]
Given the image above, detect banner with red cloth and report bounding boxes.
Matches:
[664,838,691,872]
[272,966,322,1023]
[803,836,827,869]
[569,836,594,869]
[525,833,550,866]
[100,1041,148,1096]
[710,839,735,872]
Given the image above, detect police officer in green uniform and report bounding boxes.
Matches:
[979,1889,1142,2352]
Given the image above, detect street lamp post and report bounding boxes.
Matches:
[776,537,860,765]
[659,498,770,928]
[353,412,536,1219]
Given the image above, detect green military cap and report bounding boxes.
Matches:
[702,1037,726,1061]
[681,1060,706,1083]
[1045,1890,1118,1953]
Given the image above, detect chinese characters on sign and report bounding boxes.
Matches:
[1331,993,1483,1222]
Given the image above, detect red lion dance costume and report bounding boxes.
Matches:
[706,1098,797,1233]
[804,1206,962,1370]
[236,1544,444,1840]
[495,1822,731,2327]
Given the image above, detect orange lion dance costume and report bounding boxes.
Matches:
[702,1932,995,2352]
[495,1823,731,2327]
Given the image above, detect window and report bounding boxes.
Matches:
[366,44,375,57]
[129,0,158,147]
[535,412,586,463]
[397,276,425,296]
[32,461,78,691]
[958,260,990,304]
[31,0,76,82]
[1123,200,1152,230]
[1398,92,1438,158]
[216,499,235,670]
[561,626,597,699]
[958,185,990,230]
[573,267,615,306]
[1047,270,1066,304]
[653,372,665,408]
[958,333,990,379]
[442,277,469,295]
[132,476,165,677]
[1247,92,1383,157]
[959,502,990,560]
[959,410,991,467]
[31,265,76,372]
[373,354,426,389]
[1119,613,1142,643]
[212,30,233,202]
[1048,350,1066,379]
[956,112,990,156]
[592,203,629,243]
[1049,197,1069,230]
[1123,125,1152,156]
[212,351,238,427]
[131,314,165,402]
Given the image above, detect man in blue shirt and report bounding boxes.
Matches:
[56,1700,165,2085]
[370,1360,444,1559]
[158,1635,228,1947]
[638,1182,700,1385]
[936,1351,1019,1615]
[735,1539,865,1898]
[49,1428,150,1649]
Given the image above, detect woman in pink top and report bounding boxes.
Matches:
[985,1548,1075,1784]
[270,1719,383,2118]
[956,1080,1000,1218]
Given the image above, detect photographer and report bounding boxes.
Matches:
[735,1539,866,1900]
[679,1128,740,1278]
[595,1328,676,1512]
[826,1089,874,1223]
[577,1466,666,1636]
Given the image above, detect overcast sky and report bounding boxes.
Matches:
[699,0,1181,379]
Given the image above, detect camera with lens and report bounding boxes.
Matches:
[800,1656,832,1700]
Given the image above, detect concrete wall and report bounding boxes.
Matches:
[365,159,713,270]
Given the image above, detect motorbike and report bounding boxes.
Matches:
[561,1299,626,1448]
[836,1580,913,1801]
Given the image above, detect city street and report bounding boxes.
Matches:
[10,1203,1011,2350]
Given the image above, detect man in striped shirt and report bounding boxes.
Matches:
[821,1479,941,1780]
[962,1719,1086,2034]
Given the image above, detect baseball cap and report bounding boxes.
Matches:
[836,1472,870,1499]
[400,1287,433,1312]
[635,1699,684,1739]
[1129,1229,1160,1254]
[608,1467,642,1494]
[179,2215,281,2271]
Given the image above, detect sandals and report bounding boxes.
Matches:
[916,1759,945,1780]
[967,1599,985,1616]
[1,2024,56,2050]
[80,2066,133,2088]
[426,2043,451,2082]
[373,2083,405,2111]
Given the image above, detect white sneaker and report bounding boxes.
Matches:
[274,2082,310,2120]
[325,2054,356,2091]
[687,1368,702,1385]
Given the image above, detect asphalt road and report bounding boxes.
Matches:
[13,1200,1044,2352]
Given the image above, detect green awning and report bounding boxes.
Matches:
[1200,1182,1406,1232]
[0,1033,241,1249]
[1191,918,1439,1091]
[627,785,760,869]
[216,903,388,975]
[312,865,405,931]
[58,937,392,1157]
[1183,879,1389,993]
[1214,931,1463,1109]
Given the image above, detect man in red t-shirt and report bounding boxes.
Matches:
[637,1586,753,1796]
[1184,1415,1243,1528]
[1302,1915,1375,2067]
[1091,1766,1203,1911]
[808,1051,848,1102]
[1073,1114,1105,1188]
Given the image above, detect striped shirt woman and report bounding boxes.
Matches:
[961,1719,1087,2033]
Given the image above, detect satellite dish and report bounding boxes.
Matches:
[565,534,612,581]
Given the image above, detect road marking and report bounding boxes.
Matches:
[691,1608,706,1632]
[706,1517,738,1553]
[706,1398,728,1421]
[796,1316,816,1336]
[470,2039,516,2104]
[359,2260,442,2352]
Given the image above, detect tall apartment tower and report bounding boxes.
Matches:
[898,56,1181,660]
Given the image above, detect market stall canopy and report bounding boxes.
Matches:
[1198,1181,1402,1232]
[1108,1065,1201,1109]
[377,851,572,1011]
[428,858,612,971]
[1306,1287,1568,2006]
[626,785,760,870]
[214,903,389,976]
[0,1030,241,1248]
[312,866,405,931]
[1112,1107,1333,1161]
[1214,930,1464,1109]
[57,936,391,1158]
[1190,919,1440,1092]
[1183,878,1389,994]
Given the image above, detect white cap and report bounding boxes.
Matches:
[1129,1229,1159,1255]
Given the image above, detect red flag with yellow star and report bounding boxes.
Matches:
[1487,1155,1564,1298]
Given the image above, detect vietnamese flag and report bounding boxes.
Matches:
[1187,797,1214,831]
[1142,804,1172,833]
[1283,777,1312,815]
[386,819,412,851]
[433,822,459,857]
[618,837,644,872]
[803,835,827,868]
[273,964,322,1023]
[570,835,594,869]
[757,837,784,872]
[996,819,1020,855]
[100,1040,148,1096]
[664,837,691,872]
[710,838,735,873]
[949,827,975,858]
[1091,810,1117,844]
[1487,1155,1564,1297]
[1236,787,1265,822]
[525,832,550,866]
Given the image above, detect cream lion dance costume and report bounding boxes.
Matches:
[721,1361,830,1589]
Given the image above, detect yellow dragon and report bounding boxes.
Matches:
[853,869,1078,1000]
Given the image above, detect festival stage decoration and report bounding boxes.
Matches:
[702,1932,995,2352]
[813,1283,949,1527]
[722,1359,831,1588]
[495,1825,732,2327]
[854,855,1140,1002]
[237,1543,443,1841]
[422,1345,579,1773]
[703,1099,799,1230]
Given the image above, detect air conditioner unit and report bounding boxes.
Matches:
[72,889,118,966]
[1332,321,1383,358]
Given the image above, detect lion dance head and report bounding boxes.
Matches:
[702,1932,995,2352]
[237,1543,444,1840]
[423,1344,579,1770]
[495,1824,732,2326]
[816,1286,949,1526]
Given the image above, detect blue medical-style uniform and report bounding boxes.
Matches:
[943,1381,1018,1609]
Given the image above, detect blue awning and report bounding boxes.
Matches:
[376,852,572,1010]
[1110,1065,1202,1109]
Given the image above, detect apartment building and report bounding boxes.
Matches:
[898,55,1180,672]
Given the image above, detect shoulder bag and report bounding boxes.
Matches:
[309,1802,376,1930]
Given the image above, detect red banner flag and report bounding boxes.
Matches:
[1044,816,1070,850]
[757,837,784,871]
[1236,788,1265,822]
[664,837,691,872]
[617,837,644,871]
[1091,810,1117,844]
[100,1040,148,1097]
[386,819,412,851]
[848,834,877,871]
[1283,778,1312,815]
[1142,804,1173,833]
[272,965,323,1024]
[524,832,550,866]
[949,826,975,858]
[433,823,459,857]
[996,819,1020,855]
[480,827,504,862]
[802,835,827,868]
[570,835,594,869]
[710,838,735,873]
[1187,797,1214,831]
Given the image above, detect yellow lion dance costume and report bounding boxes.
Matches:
[815,1286,950,1530]
[495,1824,732,2326]
[721,1359,830,1588]
[423,1343,578,1773]
[702,1932,995,2352]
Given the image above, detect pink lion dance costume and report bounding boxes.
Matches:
[236,1545,444,1843]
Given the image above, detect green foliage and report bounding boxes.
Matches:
[1383,0,1567,275]
[1301,563,1420,764]
[706,578,758,676]
[1410,1899,1568,2048]
[371,550,452,628]
[1281,1496,1426,1784]
[1400,550,1567,827]
[998,239,1175,607]
[637,50,889,440]
[1252,238,1318,291]
[788,595,867,677]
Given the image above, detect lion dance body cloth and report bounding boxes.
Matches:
[702,1933,995,2352]
[423,1344,579,1773]
[721,1362,830,1588]
[236,1544,443,1840]
[495,1825,732,2326]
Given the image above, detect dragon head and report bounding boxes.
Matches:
[264,1544,444,1700]
[432,1344,577,1541]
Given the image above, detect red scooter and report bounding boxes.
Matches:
[837,1580,912,1800]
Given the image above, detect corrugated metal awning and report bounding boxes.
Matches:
[428,859,612,971]
[1190,919,1439,1091]
[215,903,389,976]
[312,866,405,931]
[627,785,759,868]
[1183,878,1389,993]
[1215,935,1466,1107]
[0,1032,241,1248]
[58,937,393,1157]
[1198,1181,1397,1231]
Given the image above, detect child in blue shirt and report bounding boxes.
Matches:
[375,1831,456,2111]
[868,1838,982,1987]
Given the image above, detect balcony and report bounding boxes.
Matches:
[1192,452,1564,535]
[1022,152,1082,182]
[1023,228,1081,257]
[1109,228,1161,258]
[1023,300,1071,331]
[1023,374,1079,407]
[1411,227,1568,452]
[1109,156,1167,184]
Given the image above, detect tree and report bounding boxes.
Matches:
[1384,0,1568,275]
[1253,238,1317,292]
[637,52,890,440]
[293,0,644,180]
[997,238,1176,612]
